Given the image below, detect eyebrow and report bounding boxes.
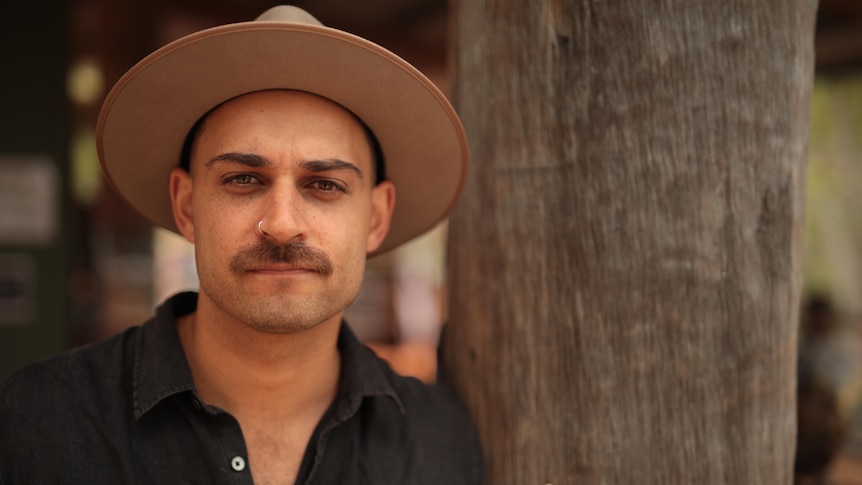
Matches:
[206,152,270,168]
[206,153,363,179]
[300,159,364,179]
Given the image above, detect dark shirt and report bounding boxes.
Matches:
[0,292,482,484]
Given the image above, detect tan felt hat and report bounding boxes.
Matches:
[96,5,468,256]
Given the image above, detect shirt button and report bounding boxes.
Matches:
[231,456,246,472]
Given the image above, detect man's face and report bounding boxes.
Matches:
[169,90,395,334]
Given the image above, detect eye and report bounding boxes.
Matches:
[311,179,346,193]
[224,173,261,186]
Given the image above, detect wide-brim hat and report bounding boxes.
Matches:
[96,5,468,256]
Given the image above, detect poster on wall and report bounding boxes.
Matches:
[0,156,58,247]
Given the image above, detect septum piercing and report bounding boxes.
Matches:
[258,220,268,236]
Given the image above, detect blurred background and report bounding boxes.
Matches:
[0,0,861,482]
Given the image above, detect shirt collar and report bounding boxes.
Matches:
[132,291,405,419]
[335,321,406,416]
[133,291,198,419]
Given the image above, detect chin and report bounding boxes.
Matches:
[235,297,340,336]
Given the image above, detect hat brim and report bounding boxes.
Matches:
[96,20,468,256]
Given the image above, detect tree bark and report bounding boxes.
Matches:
[442,1,818,483]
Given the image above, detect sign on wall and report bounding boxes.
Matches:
[0,156,59,247]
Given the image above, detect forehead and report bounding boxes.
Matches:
[190,90,373,170]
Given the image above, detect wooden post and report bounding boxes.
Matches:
[442,1,818,483]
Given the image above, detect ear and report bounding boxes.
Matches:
[366,180,396,253]
[169,167,195,244]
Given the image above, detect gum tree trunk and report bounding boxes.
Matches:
[442,1,818,483]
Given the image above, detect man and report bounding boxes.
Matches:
[0,6,482,484]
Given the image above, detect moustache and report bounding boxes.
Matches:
[229,240,334,276]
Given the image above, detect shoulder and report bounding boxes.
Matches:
[336,325,484,483]
[390,370,473,426]
[375,357,484,484]
[0,329,137,479]
[1,328,135,406]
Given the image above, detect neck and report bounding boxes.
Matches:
[177,297,342,423]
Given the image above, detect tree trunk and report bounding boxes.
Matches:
[442,1,818,483]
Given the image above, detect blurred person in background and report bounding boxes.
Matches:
[795,294,862,484]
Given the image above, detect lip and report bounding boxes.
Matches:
[246,264,318,274]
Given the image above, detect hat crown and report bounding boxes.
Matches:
[255,5,323,26]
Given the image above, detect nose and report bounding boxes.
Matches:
[257,184,307,243]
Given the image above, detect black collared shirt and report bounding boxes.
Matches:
[0,292,483,484]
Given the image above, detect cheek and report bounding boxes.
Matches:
[193,189,251,238]
[320,201,374,246]
[339,250,370,300]
[327,220,372,280]
[190,197,246,266]
[330,231,369,272]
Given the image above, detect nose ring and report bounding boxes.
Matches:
[257,220,268,236]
